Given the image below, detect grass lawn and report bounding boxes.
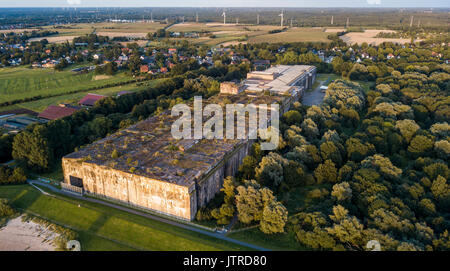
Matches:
[0,66,134,104]
[0,185,250,251]
[228,227,308,251]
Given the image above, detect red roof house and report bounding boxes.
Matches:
[38,105,79,120]
[78,93,107,107]
[140,65,149,73]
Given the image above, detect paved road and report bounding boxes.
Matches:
[302,76,330,106]
[27,180,270,251]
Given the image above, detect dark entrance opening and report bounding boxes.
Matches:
[69,176,83,188]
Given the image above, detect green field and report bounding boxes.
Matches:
[0,185,249,251]
[9,79,161,112]
[248,27,331,44]
[0,67,134,104]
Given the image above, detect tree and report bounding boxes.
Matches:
[361,154,402,180]
[345,137,375,162]
[128,55,141,75]
[255,152,289,189]
[314,159,338,184]
[282,110,302,126]
[236,180,272,223]
[331,182,352,202]
[326,205,365,248]
[395,119,420,143]
[284,125,307,147]
[301,118,319,139]
[12,125,53,171]
[408,135,434,157]
[430,175,449,201]
[434,140,450,160]
[111,149,120,159]
[430,122,449,139]
[260,202,288,234]
[239,156,258,180]
[320,141,343,166]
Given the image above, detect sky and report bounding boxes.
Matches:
[0,0,448,8]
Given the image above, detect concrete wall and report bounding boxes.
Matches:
[220,82,244,94]
[62,158,193,220]
[192,140,251,216]
[247,72,276,81]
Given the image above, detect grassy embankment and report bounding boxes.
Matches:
[0,185,250,251]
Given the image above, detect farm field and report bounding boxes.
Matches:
[248,27,331,44]
[0,185,250,251]
[168,23,331,46]
[0,66,135,105]
[26,22,164,43]
[340,29,413,45]
[42,22,164,35]
[168,22,280,32]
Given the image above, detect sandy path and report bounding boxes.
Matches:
[0,216,59,251]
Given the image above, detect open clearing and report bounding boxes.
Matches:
[340,29,412,45]
[0,215,59,251]
[0,185,249,251]
[0,66,134,104]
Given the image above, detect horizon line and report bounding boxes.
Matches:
[0,6,448,9]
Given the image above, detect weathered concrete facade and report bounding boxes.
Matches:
[62,158,193,219]
[220,82,245,94]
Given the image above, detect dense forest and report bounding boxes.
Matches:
[196,41,449,251]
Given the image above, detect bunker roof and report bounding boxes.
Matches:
[64,91,285,187]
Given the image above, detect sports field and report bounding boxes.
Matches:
[0,67,134,105]
[0,185,250,251]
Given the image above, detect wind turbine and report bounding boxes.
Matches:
[346,17,350,29]
[257,14,260,25]
[222,11,226,25]
[196,12,199,23]
[279,11,284,28]
[410,15,414,27]
[331,15,334,25]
